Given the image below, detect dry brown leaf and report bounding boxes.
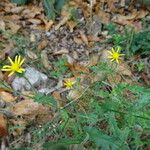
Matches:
[26,50,38,60]
[0,20,5,31]
[0,91,16,102]
[52,91,62,101]
[79,31,88,45]
[22,6,42,19]
[41,50,52,69]
[10,6,24,14]
[11,99,51,124]
[28,18,42,25]
[44,20,53,31]
[0,114,8,138]
[55,15,70,30]
[38,40,48,50]
[97,10,110,24]
[73,37,83,44]
[7,22,21,34]
[118,62,132,76]
[88,54,100,67]
[53,49,69,55]
[67,21,77,32]
[67,62,89,76]
[30,33,36,42]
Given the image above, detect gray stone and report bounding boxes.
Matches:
[12,67,48,91]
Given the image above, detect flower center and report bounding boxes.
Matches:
[112,52,119,59]
[12,64,20,71]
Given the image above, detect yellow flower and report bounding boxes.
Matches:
[1,55,25,77]
[108,47,125,63]
[64,79,76,89]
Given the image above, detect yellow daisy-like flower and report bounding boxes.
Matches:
[64,79,76,89]
[108,47,125,63]
[1,55,25,77]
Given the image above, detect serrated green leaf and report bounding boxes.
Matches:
[54,0,67,14]
[43,0,56,20]
[33,93,57,106]
[11,0,27,5]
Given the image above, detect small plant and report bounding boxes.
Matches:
[51,58,68,78]
[1,55,25,77]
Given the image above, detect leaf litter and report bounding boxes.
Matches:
[0,0,150,149]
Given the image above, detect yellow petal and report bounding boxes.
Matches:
[112,48,115,53]
[18,56,21,64]
[116,59,119,64]
[15,56,18,64]
[2,65,11,69]
[108,56,113,58]
[119,54,125,56]
[8,57,14,65]
[20,58,25,66]
[17,68,25,73]
[108,51,113,55]
[111,59,114,62]
[117,47,121,52]
[8,71,14,77]
[1,68,12,71]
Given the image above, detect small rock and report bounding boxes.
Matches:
[12,67,48,91]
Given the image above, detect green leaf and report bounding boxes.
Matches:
[84,126,120,150]
[33,93,57,106]
[43,0,56,20]
[54,0,67,14]
[11,0,27,5]
[43,135,85,149]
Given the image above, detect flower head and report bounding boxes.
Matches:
[2,55,25,77]
[108,47,124,63]
[64,79,76,89]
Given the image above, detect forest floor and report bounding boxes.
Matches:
[0,0,150,150]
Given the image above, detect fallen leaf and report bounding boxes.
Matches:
[38,40,48,50]
[79,31,88,45]
[55,15,70,30]
[53,49,69,55]
[0,91,16,102]
[7,21,21,34]
[11,99,52,124]
[0,20,5,31]
[118,62,132,76]
[67,21,77,32]
[0,114,8,138]
[41,50,52,69]
[30,33,36,42]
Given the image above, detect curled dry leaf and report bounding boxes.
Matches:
[67,21,77,32]
[53,49,69,55]
[30,33,36,42]
[55,15,70,30]
[0,114,8,138]
[0,91,16,102]
[10,99,53,124]
[38,40,48,50]
[26,50,38,60]
[0,20,5,31]
[79,30,88,45]
[118,62,132,76]
[41,50,52,69]
[7,21,21,34]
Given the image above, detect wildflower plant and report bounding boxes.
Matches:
[64,79,76,89]
[108,47,124,63]
[1,55,25,77]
